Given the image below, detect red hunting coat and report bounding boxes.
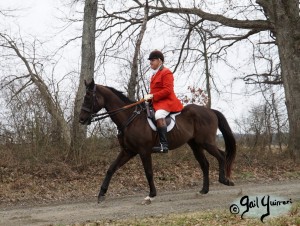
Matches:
[150,66,183,112]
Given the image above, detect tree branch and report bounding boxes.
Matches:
[243,73,283,85]
[146,5,273,30]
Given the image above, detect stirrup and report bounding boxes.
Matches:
[152,143,168,153]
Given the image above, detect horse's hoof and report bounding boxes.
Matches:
[142,196,154,205]
[200,189,209,194]
[98,195,106,203]
[219,178,234,186]
[228,180,234,186]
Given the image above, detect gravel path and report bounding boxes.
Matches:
[1,180,299,226]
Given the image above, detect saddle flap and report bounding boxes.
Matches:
[147,112,181,132]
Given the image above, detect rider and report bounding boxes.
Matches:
[144,50,183,153]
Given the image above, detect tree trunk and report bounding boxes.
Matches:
[70,0,98,160]
[31,76,71,149]
[127,2,149,100]
[202,33,212,109]
[278,37,300,161]
[261,0,300,161]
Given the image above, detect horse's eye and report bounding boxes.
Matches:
[86,91,93,97]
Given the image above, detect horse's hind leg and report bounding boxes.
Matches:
[98,150,136,203]
[188,140,209,194]
[139,152,156,200]
[202,143,234,186]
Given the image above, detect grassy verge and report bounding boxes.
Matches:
[71,202,300,226]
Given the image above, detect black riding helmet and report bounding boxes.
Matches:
[148,50,164,63]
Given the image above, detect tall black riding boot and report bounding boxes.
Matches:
[152,118,169,153]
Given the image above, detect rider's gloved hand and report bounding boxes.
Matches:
[144,94,153,101]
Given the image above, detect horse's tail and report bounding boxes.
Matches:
[212,109,236,178]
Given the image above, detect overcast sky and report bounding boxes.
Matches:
[1,0,56,34]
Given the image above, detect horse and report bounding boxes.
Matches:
[79,79,236,203]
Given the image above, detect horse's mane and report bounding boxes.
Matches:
[105,86,135,104]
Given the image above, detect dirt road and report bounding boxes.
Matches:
[1,180,299,226]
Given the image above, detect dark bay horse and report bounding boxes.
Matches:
[79,79,236,203]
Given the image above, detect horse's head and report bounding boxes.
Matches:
[79,79,103,125]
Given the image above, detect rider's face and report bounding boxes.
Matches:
[149,58,161,70]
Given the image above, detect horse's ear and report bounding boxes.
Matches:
[84,78,94,88]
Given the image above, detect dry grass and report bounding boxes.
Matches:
[69,201,300,226]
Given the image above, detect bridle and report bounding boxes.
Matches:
[81,85,146,125]
[81,84,98,114]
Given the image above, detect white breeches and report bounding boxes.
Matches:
[155,109,170,120]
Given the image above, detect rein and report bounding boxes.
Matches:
[91,98,146,122]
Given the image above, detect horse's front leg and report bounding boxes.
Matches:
[98,150,136,203]
[139,152,156,204]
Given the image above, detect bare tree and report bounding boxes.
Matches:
[1,84,57,153]
[270,93,286,151]
[0,33,71,149]
[127,1,149,100]
[71,0,98,160]
[235,87,288,151]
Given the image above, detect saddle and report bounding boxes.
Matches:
[145,102,181,132]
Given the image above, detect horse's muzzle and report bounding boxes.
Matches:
[79,117,92,125]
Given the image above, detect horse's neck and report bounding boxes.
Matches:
[101,88,133,128]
